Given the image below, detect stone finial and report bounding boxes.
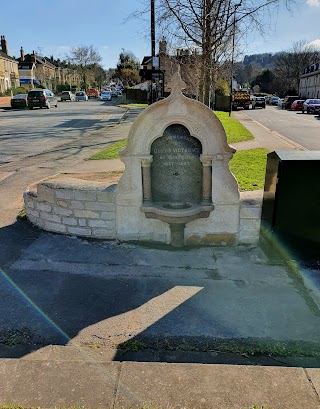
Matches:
[167,70,186,95]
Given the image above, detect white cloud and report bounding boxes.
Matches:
[307,0,320,7]
[305,39,320,49]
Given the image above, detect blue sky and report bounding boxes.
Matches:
[1,0,320,68]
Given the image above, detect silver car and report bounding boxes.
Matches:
[100,91,112,101]
[75,91,88,102]
[61,91,75,102]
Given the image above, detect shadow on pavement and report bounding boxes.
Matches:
[0,219,320,367]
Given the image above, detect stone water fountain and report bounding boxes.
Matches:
[116,72,241,247]
[24,72,262,247]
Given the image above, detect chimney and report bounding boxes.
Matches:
[1,35,8,55]
[31,50,36,63]
[159,37,167,55]
[20,46,25,61]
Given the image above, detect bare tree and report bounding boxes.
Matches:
[155,0,295,106]
[274,40,320,95]
[68,45,102,89]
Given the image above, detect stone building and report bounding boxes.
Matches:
[299,61,320,99]
[140,38,201,100]
[0,35,20,93]
[18,47,56,90]
[158,38,201,99]
[54,66,82,89]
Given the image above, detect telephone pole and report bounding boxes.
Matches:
[151,0,155,58]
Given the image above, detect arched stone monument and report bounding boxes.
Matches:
[116,71,240,246]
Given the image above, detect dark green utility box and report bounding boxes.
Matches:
[260,151,320,261]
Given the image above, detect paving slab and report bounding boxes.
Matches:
[116,362,320,409]
[0,359,120,408]
[2,233,320,352]
[62,158,124,173]
[12,233,217,270]
[306,368,320,399]
[1,357,319,409]
[0,171,14,182]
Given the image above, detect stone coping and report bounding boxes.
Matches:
[240,190,263,205]
[26,172,121,194]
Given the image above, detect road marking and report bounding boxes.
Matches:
[0,171,14,182]
[270,130,308,151]
[241,112,309,151]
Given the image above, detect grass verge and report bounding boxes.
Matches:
[89,139,127,160]
[17,208,27,220]
[214,110,254,143]
[229,148,268,191]
[125,103,148,107]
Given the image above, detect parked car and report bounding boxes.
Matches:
[302,99,320,114]
[265,96,272,105]
[86,88,100,98]
[252,96,266,109]
[283,95,300,110]
[270,96,280,105]
[110,88,118,97]
[10,93,28,109]
[290,100,305,111]
[60,91,75,102]
[277,98,285,108]
[100,90,112,101]
[75,91,88,101]
[27,89,58,109]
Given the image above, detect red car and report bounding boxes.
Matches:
[302,99,320,114]
[290,100,305,111]
[86,88,100,99]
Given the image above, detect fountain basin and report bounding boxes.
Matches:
[141,202,214,225]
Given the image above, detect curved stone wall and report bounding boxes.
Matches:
[23,173,262,245]
[24,175,117,239]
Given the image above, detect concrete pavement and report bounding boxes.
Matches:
[0,105,320,408]
[1,348,320,408]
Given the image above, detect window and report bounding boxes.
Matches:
[10,62,14,72]
[3,60,7,71]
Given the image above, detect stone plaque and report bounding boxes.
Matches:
[151,124,202,203]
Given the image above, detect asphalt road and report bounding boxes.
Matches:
[0,97,125,166]
[0,98,136,226]
[243,104,320,151]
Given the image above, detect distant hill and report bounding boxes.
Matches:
[242,53,280,70]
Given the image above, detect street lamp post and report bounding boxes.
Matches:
[229,3,241,116]
[150,0,156,104]
[151,0,156,58]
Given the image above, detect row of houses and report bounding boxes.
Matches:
[299,61,320,99]
[0,35,81,94]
